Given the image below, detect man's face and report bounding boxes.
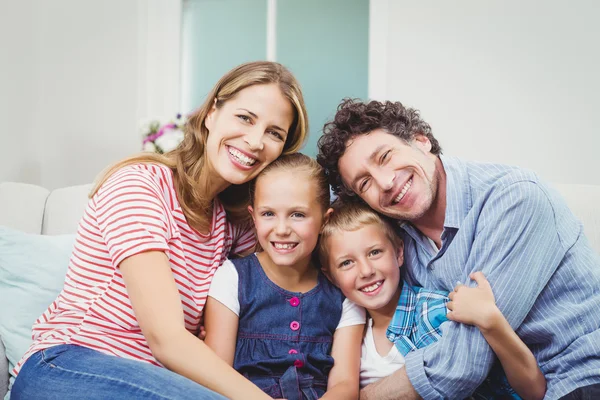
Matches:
[338,129,439,221]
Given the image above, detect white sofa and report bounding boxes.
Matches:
[0,181,599,398]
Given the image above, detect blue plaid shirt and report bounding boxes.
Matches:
[386,283,449,357]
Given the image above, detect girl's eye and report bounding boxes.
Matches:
[237,115,252,123]
[261,211,274,217]
[268,130,284,141]
[291,212,305,218]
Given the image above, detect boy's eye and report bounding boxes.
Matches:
[339,260,353,269]
[369,249,382,257]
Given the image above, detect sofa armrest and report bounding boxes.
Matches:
[0,336,8,400]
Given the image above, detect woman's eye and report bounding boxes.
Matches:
[268,130,284,141]
[237,115,251,123]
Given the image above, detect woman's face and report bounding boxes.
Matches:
[205,83,295,190]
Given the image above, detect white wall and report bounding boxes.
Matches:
[370,0,600,185]
[0,0,181,190]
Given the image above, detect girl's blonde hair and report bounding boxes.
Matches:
[249,153,330,213]
[91,61,308,233]
[318,202,402,269]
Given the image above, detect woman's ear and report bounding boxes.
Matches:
[205,98,218,131]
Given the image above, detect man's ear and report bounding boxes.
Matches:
[204,98,218,131]
[396,240,405,266]
[413,134,432,153]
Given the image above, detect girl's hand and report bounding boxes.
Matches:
[447,272,502,331]
[198,325,206,341]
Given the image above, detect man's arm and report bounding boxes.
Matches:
[360,367,420,400]
[373,181,566,399]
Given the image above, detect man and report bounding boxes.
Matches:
[317,99,600,400]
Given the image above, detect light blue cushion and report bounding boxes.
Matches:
[0,226,74,394]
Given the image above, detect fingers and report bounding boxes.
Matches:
[446,301,453,311]
[453,280,464,292]
[470,271,491,289]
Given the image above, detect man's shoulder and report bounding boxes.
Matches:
[459,158,540,190]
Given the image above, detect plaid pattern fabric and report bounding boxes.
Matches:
[386,282,450,356]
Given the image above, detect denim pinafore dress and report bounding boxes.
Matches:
[232,254,344,400]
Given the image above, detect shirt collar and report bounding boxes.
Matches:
[386,282,418,337]
[439,155,471,230]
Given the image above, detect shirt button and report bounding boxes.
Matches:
[290,321,300,331]
[289,297,300,307]
[288,349,298,354]
[293,360,304,368]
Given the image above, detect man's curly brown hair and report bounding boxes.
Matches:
[317,98,442,200]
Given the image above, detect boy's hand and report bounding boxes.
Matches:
[446,272,502,331]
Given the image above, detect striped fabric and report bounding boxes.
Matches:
[13,163,256,375]
[400,156,600,400]
[386,283,449,356]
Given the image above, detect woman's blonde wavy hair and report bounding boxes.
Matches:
[91,61,308,233]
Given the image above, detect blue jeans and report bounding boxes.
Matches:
[11,344,227,400]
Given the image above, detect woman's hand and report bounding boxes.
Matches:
[446,271,502,331]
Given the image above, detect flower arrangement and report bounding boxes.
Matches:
[141,113,187,154]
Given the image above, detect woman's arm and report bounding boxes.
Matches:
[120,251,269,400]
[447,272,546,400]
[204,296,239,365]
[321,324,363,400]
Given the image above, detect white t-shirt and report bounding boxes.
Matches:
[208,259,366,329]
[360,318,406,388]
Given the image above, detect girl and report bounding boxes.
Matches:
[11,61,308,400]
[319,202,546,400]
[205,154,365,400]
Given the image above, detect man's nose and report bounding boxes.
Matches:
[373,169,394,191]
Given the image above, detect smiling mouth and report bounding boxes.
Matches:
[228,146,257,166]
[391,178,412,205]
[271,242,298,251]
[359,280,383,293]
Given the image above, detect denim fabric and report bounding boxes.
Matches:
[232,255,343,400]
[10,344,226,400]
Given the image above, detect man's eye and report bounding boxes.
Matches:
[381,150,391,164]
[359,178,370,193]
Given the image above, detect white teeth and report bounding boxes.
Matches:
[360,281,382,293]
[273,243,296,250]
[393,178,412,204]
[228,147,256,166]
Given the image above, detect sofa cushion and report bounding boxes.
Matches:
[0,227,74,393]
[0,183,49,235]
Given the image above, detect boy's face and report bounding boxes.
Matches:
[324,223,403,311]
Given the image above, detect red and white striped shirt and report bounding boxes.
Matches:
[14,163,256,374]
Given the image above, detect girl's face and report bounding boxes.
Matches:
[205,83,294,190]
[325,224,403,311]
[249,169,328,270]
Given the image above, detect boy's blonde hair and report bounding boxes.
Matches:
[318,202,402,269]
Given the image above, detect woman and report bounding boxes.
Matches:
[11,61,308,400]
